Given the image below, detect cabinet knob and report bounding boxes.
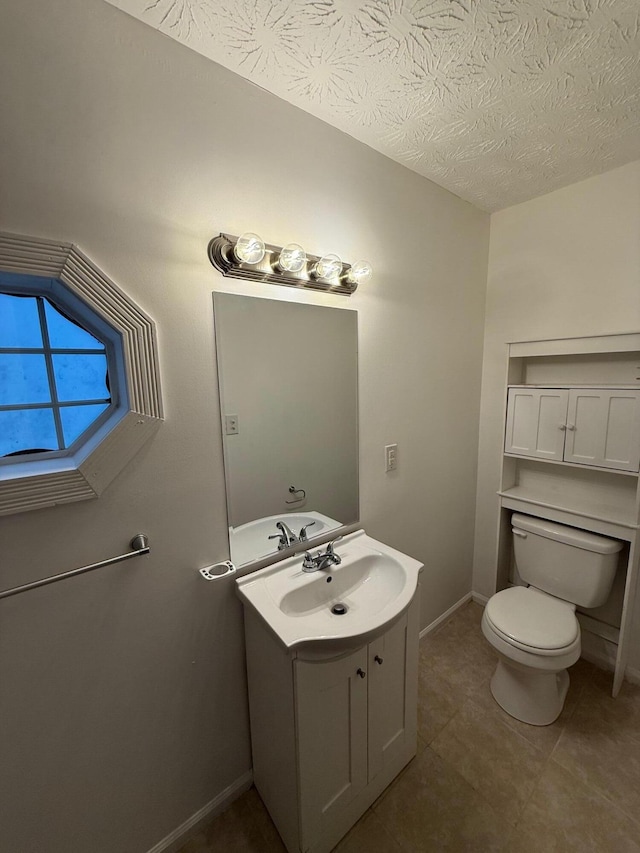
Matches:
[357,668,366,679]
[374,655,383,665]
[566,423,576,431]
[559,424,567,431]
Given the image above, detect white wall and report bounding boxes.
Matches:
[0,1,489,851]
[473,160,640,656]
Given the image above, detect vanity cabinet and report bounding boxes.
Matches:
[505,386,640,471]
[243,594,419,853]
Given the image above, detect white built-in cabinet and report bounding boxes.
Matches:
[505,386,640,471]
[243,593,419,853]
[497,333,640,696]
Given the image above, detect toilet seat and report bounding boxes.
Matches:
[484,586,579,655]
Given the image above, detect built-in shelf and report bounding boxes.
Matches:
[498,487,638,539]
[497,332,640,697]
[504,453,639,477]
[508,333,640,358]
[508,384,640,390]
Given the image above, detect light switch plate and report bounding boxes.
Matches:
[385,443,397,472]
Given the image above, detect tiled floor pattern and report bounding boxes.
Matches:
[178,601,640,852]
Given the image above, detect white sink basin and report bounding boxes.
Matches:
[236,530,423,649]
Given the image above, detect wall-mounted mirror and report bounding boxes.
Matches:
[213,293,359,566]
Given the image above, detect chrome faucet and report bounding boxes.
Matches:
[268,521,298,551]
[302,539,342,573]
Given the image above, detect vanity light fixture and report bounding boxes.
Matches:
[275,242,306,274]
[233,232,266,265]
[347,260,373,286]
[208,232,371,296]
[311,253,342,282]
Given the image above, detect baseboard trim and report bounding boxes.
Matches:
[581,651,640,687]
[145,770,253,853]
[419,592,472,639]
[580,646,615,673]
[625,665,640,685]
[471,591,489,606]
[576,634,640,687]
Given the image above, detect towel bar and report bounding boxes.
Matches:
[0,534,150,600]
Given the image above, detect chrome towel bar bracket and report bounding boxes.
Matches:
[0,534,150,601]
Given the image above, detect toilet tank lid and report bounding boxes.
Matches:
[511,514,623,555]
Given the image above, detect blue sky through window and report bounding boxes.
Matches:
[0,293,43,348]
[44,299,105,350]
[0,354,50,405]
[0,293,111,456]
[61,403,109,446]
[53,354,110,402]
[0,408,58,455]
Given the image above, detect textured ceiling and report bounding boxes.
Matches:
[106,0,640,211]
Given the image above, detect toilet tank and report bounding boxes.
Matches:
[511,514,622,608]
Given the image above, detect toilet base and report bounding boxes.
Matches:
[490,659,570,726]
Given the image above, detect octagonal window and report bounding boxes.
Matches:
[0,232,163,516]
[0,289,121,459]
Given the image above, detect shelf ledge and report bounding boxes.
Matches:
[508,333,640,358]
[503,453,639,477]
[498,489,638,541]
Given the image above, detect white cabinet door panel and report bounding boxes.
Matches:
[368,614,410,781]
[296,648,368,847]
[505,388,568,460]
[565,390,640,471]
[565,391,603,466]
[605,396,640,469]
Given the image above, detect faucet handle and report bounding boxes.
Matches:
[299,521,316,541]
[268,533,290,551]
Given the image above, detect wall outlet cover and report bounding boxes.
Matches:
[225,414,239,435]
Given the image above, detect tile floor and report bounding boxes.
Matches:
[178,601,640,852]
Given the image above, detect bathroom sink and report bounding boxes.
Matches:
[279,553,406,616]
[236,530,423,649]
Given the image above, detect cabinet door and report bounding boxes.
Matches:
[564,389,640,471]
[368,612,418,781]
[295,647,368,848]
[505,388,568,460]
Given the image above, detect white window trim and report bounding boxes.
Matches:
[0,231,163,515]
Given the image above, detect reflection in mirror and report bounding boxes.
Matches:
[213,293,359,566]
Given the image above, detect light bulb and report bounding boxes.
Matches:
[277,243,306,273]
[347,260,372,285]
[234,232,265,265]
[314,253,342,281]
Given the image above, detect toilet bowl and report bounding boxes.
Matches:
[482,586,580,725]
[482,514,621,726]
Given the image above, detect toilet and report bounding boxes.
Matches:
[482,513,622,726]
